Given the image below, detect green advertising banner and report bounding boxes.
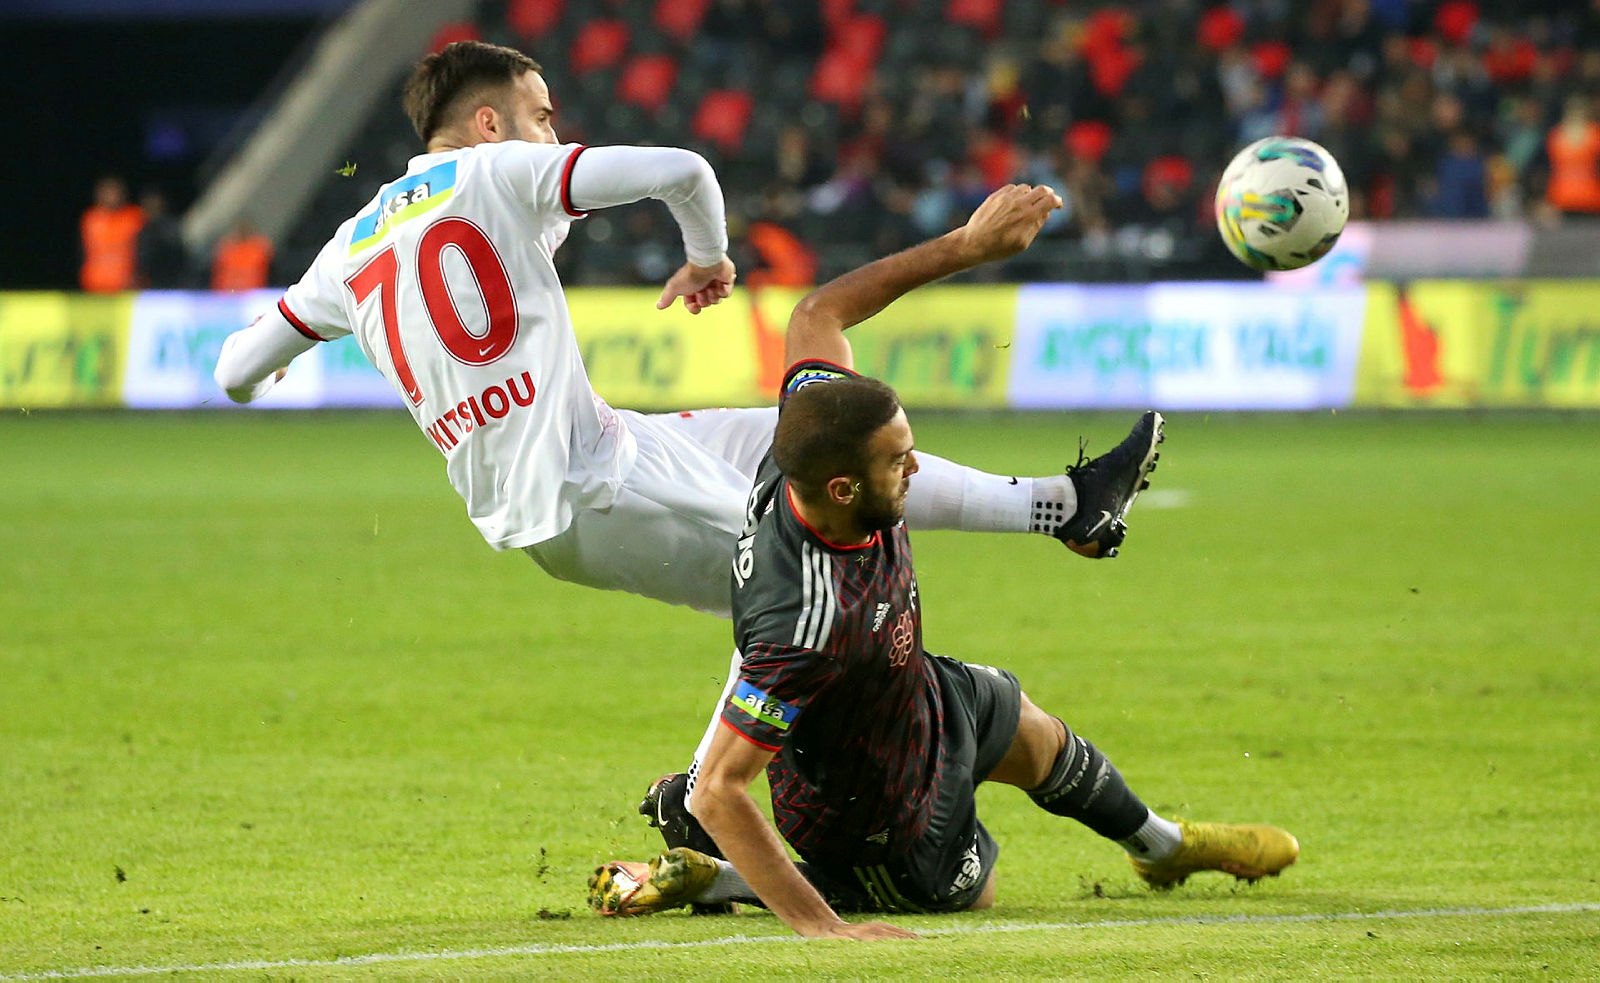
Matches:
[1358,281,1600,408]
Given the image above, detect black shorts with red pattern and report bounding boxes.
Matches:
[779,654,1022,913]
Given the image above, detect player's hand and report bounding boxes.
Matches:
[657,256,737,314]
[953,184,1063,266]
[808,920,919,941]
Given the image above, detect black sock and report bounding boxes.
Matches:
[1027,719,1149,840]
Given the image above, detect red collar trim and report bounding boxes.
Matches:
[785,484,879,552]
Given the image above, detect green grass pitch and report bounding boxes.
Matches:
[1,410,1597,980]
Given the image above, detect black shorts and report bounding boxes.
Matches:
[795,654,1022,913]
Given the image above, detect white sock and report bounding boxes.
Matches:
[693,858,755,904]
[1119,811,1183,861]
[906,452,1076,534]
[683,648,744,815]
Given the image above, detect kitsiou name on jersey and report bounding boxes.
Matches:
[731,679,799,731]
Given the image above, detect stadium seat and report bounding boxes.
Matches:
[1197,5,1244,52]
[1065,120,1114,164]
[809,49,873,113]
[946,0,1003,39]
[616,54,679,114]
[1143,155,1194,197]
[654,0,711,43]
[1434,0,1478,46]
[506,0,562,40]
[1251,41,1292,80]
[571,19,631,75]
[1080,8,1131,61]
[691,89,754,156]
[831,14,887,69]
[1088,45,1139,98]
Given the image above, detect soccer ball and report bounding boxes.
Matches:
[1215,136,1349,271]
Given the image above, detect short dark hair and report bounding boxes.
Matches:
[402,41,542,142]
[774,377,903,499]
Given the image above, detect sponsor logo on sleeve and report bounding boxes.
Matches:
[730,679,799,732]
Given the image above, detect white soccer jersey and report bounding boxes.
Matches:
[266,141,721,549]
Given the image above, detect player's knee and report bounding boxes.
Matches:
[988,693,1066,789]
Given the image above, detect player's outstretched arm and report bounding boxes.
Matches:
[213,312,316,403]
[785,183,1062,368]
[691,725,917,941]
[564,145,736,314]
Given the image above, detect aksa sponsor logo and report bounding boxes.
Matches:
[731,679,799,731]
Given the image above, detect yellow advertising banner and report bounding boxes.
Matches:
[1358,281,1600,408]
[0,292,133,408]
[565,284,1017,409]
[838,285,1018,409]
[565,288,768,409]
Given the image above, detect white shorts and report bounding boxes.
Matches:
[523,406,778,618]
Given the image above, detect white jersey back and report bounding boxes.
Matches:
[278,141,634,549]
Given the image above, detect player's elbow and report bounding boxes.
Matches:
[783,294,850,366]
[657,148,719,202]
[213,334,262,402]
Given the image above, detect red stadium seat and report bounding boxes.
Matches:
[1251,41,1292,80]
[809,48,872,112]
[428,21,482,54]
[1080,8,1130,61]
[655,0,712,42]
[1434,0,1478,46]
[831,14,887,69]
[1143,155,1194,196]
[1088,44,1139,98]
[616,54,679,114]
[571,19,630,75]
[1484,35,1537,84]
[946,0,1003,38]
[691,90,754,155]
[507,0,562,40]
[1197,5,1244,52]
[1064,120,1113,164]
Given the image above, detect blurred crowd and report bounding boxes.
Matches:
[468,0,1600,284]
[78,176,274,293]
[99,0,1600,290]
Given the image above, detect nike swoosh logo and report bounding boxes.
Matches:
[478,345,494,357]
[1008,476,1019,485]
[1085,510,1114,536]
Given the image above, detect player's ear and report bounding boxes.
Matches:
[473,103,503,142]
[825,475,857,506]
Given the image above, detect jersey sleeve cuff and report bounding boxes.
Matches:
[720,716,782,752]
[278,299,327,342]
[559,145,590,218]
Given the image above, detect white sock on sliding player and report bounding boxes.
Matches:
[906,452,1076,534]
[693,858,756,904]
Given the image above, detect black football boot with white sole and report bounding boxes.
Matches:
[1053,410,1165,559]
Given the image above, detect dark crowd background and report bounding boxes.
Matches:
[12,0,1600,291]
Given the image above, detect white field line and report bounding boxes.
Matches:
[3,902,1596,980]
[1136,488,1193,509]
